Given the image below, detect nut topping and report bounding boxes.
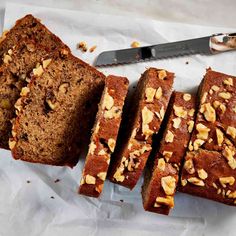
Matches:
[223,78,233,86]
[42,59,52,69]
[201,92,208,104]
[173,118,181,129]
[165,130,174,143]
[102,90,114,110]
[157,158,166,171]
[173,105,187,118]
[108,138,116,152]
[3,54,12,64]
[222,146,236,169]
[219,92,231,100]
[163,151,173,162]
[104,106,121,119]
[187,177,205,186]
[193,139,205,150]
[226,126,236,139]
[187,120,194,133]
[113,167,125,182]
[211,85,220,91]
[216,128,224,146]
[196,123,210,140]
[161,176,176,195]
[201,103,216,123]
[155,87,162,99]
[219,176,235,187]
[183,93,191,101]
[184,159,195,174]
[97,172,106,181]
[158,70,167,80]
[145,87,156,102]
[85,175,96,184]
[197,169,208,180]
[9,139,16,150]
[33,65,44,77]
[155,196,174,208]
[20,87,30,96]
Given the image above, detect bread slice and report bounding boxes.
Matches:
[0,39,60,149]
[0,14,70,65]
[10,49,105,167]
[108,68,174,189]
[142,92,196,215]
[79,75,129,197]
[180,69,236,206]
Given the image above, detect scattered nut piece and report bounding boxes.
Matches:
[155,87,162,99]
[165,130,174,143]
[102,90,114,110]
[33,65,44,77]
[197,169,208,180]
[193,139,205,151]
[226,126,236,139]
[85,175,96,184]
[196,123,210,140]
[131,41,140,48]
[104,106,121,119]
[219,176,235,188]
[173,117,181,129]
[187,177,205,186]
[223,78,233,86]
[157,158,166,171]
[173,105,187,118]
[89,45,97,53]
[42,59,52,69]
[158,70,167,80]
[108,138,116,152]
[201,103,216,123]
[184,159,195,174]
[216,128,224,146]
[3,54,12,64]
[187,120,194,133]
[113,167,125,182]
[219,92,231,100]
[183,93,191,101]
[161,176,176,195]
[156,196,174,208]
[20,87,30,96]
[145,87,156,102]
[77,41,87,52]
[97,172,106,181]
[163,151,173,162]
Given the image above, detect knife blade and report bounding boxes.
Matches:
[94,33,236,67]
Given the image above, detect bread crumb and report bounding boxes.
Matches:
[89,45,97,53]
[26,180,31,183]
[54,179,60,183]
[77,41,87,52]
[50,196,55,199]
[131,41,140,48]
[185,61,189,64]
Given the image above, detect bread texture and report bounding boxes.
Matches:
[142,92,196,215]
[10,49,105,167]
[180,68,236,206]
[79,75,129,197]
[108,68,174,189]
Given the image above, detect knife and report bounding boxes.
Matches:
[94,33,236,67]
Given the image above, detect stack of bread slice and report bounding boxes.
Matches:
[1,15,236,215]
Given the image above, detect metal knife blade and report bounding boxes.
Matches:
[94,33,236,67]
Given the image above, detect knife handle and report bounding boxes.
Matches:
[210,33,236,53]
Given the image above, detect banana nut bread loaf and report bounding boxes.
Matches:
[180,68,236,206]
[10,49,105,167]
[0,14,70,65]
[108,68,174,189]
[79,75,129,197]
[142,92,196,215]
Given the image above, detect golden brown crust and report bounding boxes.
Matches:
[79,75,129,197]
[142,92,196,215]
[108,68,174,189]
[180,69,236,206]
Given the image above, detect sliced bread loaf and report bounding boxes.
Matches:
[79,75,129,197]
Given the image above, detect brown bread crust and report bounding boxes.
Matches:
[180,68,236,206]
[79,75,129,197]
[142,92,196,215]
[10,49,105,167]
[108,68,174,189]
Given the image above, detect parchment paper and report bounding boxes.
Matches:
[1,2,236,235]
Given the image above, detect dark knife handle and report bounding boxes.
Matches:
[210,33,236,53]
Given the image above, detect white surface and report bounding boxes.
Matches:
[1,2,236,236]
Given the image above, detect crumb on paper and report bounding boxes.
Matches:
[51,196,55,199]
[26,180,31,183]
[89,45,97,53]
[77,41,87,52]
[185,61,189,64]
[120,199,124,202]
[131,41,140,48]
[133,86,136,89]
[54,179,60,183]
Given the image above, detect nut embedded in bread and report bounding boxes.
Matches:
[79,75,129,197]
[108,68,174,189]
[142,92,196,215]
[10,50,105,167]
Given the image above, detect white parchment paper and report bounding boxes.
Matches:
[1,2,236,235]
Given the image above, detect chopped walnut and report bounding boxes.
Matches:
[161,176,176,195]
[89,142,97,155]
[113,167,125,182]
[187,120,194,133]
[197,169,208,180]
[187,177,205,186]
[108,138,116,152]
[188,141,193,151]
[219,176,235,187]
[46,99,57,110]
[98,149,106,155]
[184,159,195,174]
[181,179,187,186]
[156,196,174,208]
[155,87,162,99]
[173,105,187,118]
[104,106,121,119]
[77,41,87,52]
[97,172,106,181]
[216,128,224,146]
[196,123,210,140]
[158,70,167,80]
[85,175,96,184]
[173,117,181,129]
[183,93,191,101]
[219,92,231,100]
[155,106,165,121]
[226,126,236,139]
[142,106,154,124]
[89,45,97,53]
[59,83,69,94]
[165,130,174,143]
[9,139,16,150]
[223,78,233,86]
[200,103,216,123]
[163,151,173,162]
[42,59,52,69]
[102,90,114,110]
[193,139,205,150]
[201,92,208,104]
[211,85,220,91]
[3,54,12,64]
[188,108,195,117]
[157,158,166,171]
[145,87,156,102]
[95,184,103,193]
[222,146,236,169]
[20,87,30,96]
[33,65,44,77]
